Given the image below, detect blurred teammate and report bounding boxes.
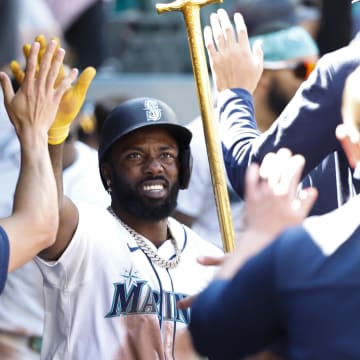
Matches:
[205,6,360,215]
[174,2,318,247]
[189,63,360,360]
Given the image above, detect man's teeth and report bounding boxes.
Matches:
[143,184,164,191]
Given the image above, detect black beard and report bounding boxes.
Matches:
[109,165,179,221]
[267,77,291,117]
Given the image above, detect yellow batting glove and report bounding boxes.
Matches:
[9,42,35,86]
[48,66,96,145]
[10,35,64,87]
[9,60,24,85]
[31,35,65,87]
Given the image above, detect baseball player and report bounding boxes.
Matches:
[35,97,223,359]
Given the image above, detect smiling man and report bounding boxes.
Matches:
[35,97,222,359]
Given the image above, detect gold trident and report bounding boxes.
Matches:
[156,0,235,252]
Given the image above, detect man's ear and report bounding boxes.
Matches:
[336,124,360,168]
[100,162,112,183]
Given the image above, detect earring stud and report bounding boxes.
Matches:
[106,179,112,195]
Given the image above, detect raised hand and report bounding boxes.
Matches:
[0,40,78,142]
[9,34,96,145]
[213,149,318,280]
[10,35,62,86]
[203,8,263,94]
[243,148,318,243]
[48,66,96,144]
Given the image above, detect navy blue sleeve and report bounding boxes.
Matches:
[189,242,283,359]
[0,226,9,294]
[219,44,359,199]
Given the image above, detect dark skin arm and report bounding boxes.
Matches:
[39,144,79,260]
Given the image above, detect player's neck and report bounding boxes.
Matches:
[112,207,169,248]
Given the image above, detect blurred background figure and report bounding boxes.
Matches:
[0,0,18,69]
[314,0,352,55]
[247,25,318,131]
[173,113,245,248]
[0,0,107,71]
[231,0,352,55]
[295,0,322,39]
[45,0,108,69]
[0,0,61,71]
[17,0,62,56]
[352,0,360,38]
[174,0,319,249]
[77,96,131,150]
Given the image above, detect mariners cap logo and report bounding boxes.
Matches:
[144,99,162,122]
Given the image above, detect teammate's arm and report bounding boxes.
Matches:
[15,36,97,261]
[0,40,77,270]
[37,143,79,261]
[40,81,95,261]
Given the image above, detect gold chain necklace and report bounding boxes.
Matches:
[107,206,181,269]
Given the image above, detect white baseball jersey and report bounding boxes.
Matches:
[35,203,223,360]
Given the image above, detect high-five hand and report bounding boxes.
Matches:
[203,8,263,94]
[244,148,318,240]
[216,149,318,279]
[0,40,78,141]
[9,34,96,145]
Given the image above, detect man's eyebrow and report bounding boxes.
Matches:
[159,144,179,151]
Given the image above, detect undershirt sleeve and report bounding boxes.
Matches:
[0,226,9,294]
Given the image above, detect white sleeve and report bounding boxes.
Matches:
[34,203,114,291]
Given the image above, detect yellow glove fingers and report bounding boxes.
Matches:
[47,36,66,87]
[23,36,50,79]
[9,60,25,85]
[67,67,96,124]
[48,66,95,145]
[74,67,96,97]
[22,43,31,60]
[54,62,66,88]
[35,34,47,46]
[55,67,79,97]
[38,35,62,66]
[30,35,66,87]
[46,47,66,92]
[48,67,81,145]
[37,40,58,89]
[35,34,47,64]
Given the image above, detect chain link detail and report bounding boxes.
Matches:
[107,206,181,269]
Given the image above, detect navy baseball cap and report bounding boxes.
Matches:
[98,97,193,189]
[98,97,192,164]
